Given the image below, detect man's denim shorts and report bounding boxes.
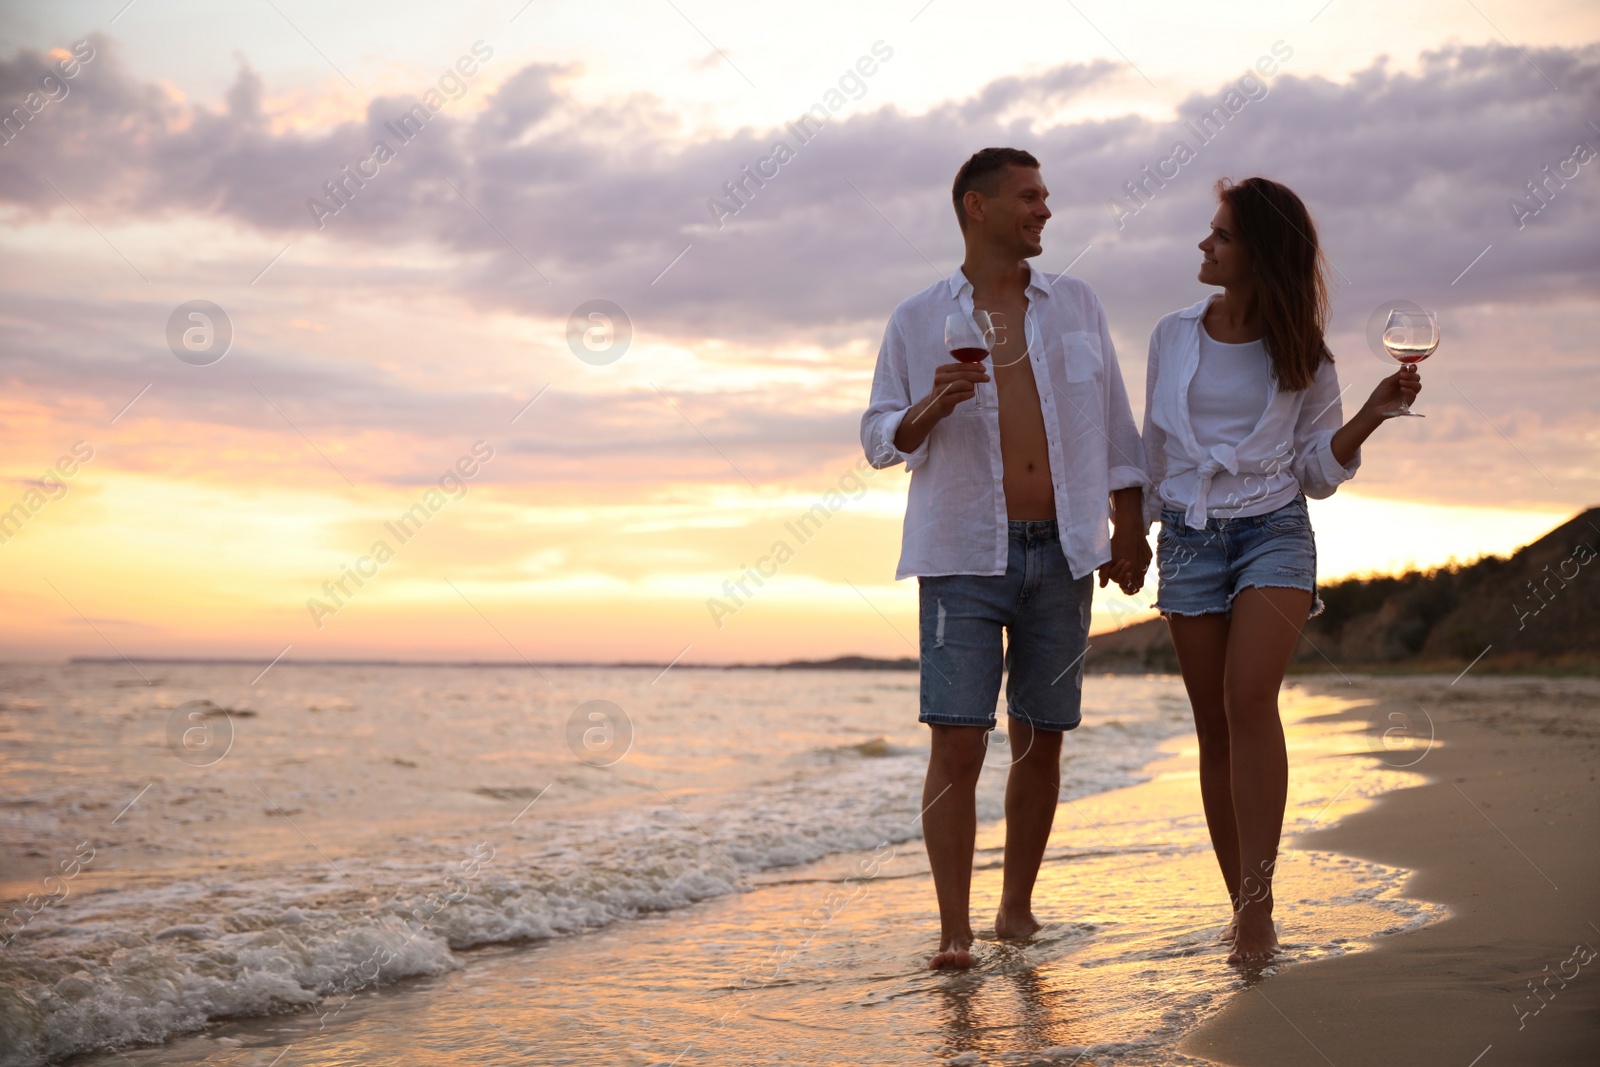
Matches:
[917,519,1094,732]
[1154,493,1323,619]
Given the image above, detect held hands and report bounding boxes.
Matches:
[1361,364,1422,420]
[1098,522,1152,596]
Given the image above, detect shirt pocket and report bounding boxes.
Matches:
[1061,330,1102,383]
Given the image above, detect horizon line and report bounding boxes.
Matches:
[50,655,923,671]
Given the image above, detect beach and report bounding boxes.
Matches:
[1,665,1595,1065]
[1184,674,1600,1067]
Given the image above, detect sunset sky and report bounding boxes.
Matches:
[1,0,1596,667]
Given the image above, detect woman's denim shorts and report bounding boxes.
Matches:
[1154,494,1324,619]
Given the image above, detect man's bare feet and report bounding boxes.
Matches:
[1219,914,1238,943]
[1226,907,1279,963]
[993,903,1043,940]
[929,932,977,969]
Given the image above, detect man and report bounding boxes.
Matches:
[860,147,1149,969]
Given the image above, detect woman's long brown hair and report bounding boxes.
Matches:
[1217,177,1331,391]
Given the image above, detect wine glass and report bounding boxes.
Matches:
[1381,308,1437,418]
[945,310,995,411]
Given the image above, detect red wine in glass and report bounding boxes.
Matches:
[944,311,994,411]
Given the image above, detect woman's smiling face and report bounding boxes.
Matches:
[1197,199,1251,287]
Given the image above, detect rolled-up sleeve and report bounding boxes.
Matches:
[1291,355,1359,498]
[1095,296,1147,494]
[860,313,931,471]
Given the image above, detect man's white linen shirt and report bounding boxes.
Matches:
[860,265,1146,581]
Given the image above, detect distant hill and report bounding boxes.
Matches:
[764,655,920,671]
[1087,507,1600,674]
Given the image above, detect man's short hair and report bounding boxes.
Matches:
[952,147,1040,231]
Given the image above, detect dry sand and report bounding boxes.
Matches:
[1183,674,1600,1067]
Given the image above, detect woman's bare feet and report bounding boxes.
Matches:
[1219,914,1238,943]
[929,932,977,969]
[1226,906,1279,963]
[994,903,1043,940]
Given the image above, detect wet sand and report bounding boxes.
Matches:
[1183,674,1600,1067]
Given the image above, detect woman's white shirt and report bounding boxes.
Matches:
[1142,294,1360,530]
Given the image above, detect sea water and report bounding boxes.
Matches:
[0,663,1441,1065]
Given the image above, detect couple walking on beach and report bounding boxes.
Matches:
[860,147,1421,968]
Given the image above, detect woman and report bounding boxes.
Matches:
[1141,177,1420,963]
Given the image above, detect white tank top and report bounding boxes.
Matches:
[1190,328,1270,449]
[1163,325,1300,517]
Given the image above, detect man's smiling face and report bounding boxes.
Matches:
[991,164,1050,258]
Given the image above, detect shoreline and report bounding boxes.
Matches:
[1182,674,1600,1066]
